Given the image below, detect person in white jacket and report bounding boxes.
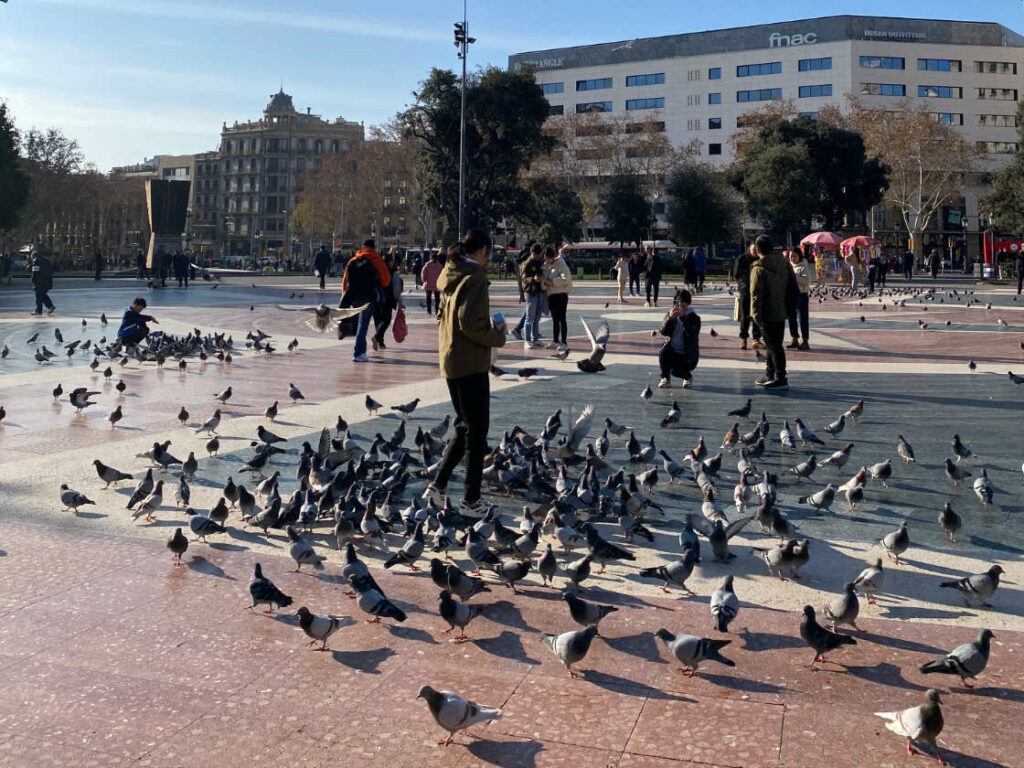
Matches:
[787,248,812,350]
[614,254,629,304]
[542,245,573,350]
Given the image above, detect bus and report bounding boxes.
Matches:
[558,240,684,275]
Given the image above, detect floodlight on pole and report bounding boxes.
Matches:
[454,0,475,238]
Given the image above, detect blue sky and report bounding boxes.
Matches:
[1,0,1021,171]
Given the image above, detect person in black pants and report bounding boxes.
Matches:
[903,249,914,280]
[750,235,789,389]
[542,245,573,349]
[93,248,104,280]
[657,288,701,389]
[313,245,332,290]
[421,229,506,517]
[30,251,55,315]
[644,246,663,306]
[733,244,762,350]
[628,253,643,296]
[1015,250,1024,295]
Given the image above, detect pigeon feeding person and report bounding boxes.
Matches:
[115,297,158,346]
[656,288,701,390]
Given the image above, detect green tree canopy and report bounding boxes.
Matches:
[665,162,741,247]
[601,175,653,249]
[516,176,582,246]
[399,66,554,238]
[0,103,30,232]
[731,141,818,240]
[983,102,1024,236]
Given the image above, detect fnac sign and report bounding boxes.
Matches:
[769,32,818,48]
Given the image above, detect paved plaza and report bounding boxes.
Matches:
[0,273,1022,768]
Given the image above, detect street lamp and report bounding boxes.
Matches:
[454,1,476,237]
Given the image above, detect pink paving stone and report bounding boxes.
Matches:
[618,754,731,768]
[0,733,133,768]
[454,736,621,768]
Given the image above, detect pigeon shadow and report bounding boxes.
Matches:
[74,511,108,519]
[931,748,1011,768]
[878,606,972,623]
[330,646,395,673]
[483,600,539,633]
[959,686,1024,704]
[581,669,690,702]
[601,631,666,664]
[229,528,282,549]
[738,628,805,652]
[969,536,1024,556]
[472,630,540,665]
[465,738,544,768]
[186,555,235,580]
[845,662,929,691]
[856,630,947,655]
[702,672,789,695]
[386,624,438,645]
[206,541,248,552]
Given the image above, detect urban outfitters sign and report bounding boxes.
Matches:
[769,32,818,48]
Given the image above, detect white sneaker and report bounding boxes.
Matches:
[557,343,568,351]
[682,378,692,389]
[421,483,442,505]
[644,302,651,308]
[524,342,536,349]
[658,377,671,388]
[352,354,370,363]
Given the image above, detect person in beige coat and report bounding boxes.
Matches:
[787,249,812,350]
[542,245,573,350]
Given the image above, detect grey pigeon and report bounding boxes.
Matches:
[655,629,734,677]
[417,685,501,746]
[247,562,293,613]
[438,589,481,642]
[287,526,325,572]
[59,484,94,514]
[384,521,425,571]
[539,624,598,677]
[951,434,972,464]
[564,592,618,629]
[428,558,490,602]
[349,573,407,624]
[800,605,856,668]
[639,547,698,595]
[288,382,305,403]
[797,484,835,513]
[708,515,754,561]
[488,559,531,594]
[944,458,970,488]
[919,629,994,687]
[186,509,226,541]
[710,575,739,633]
[938,502,962,542]
[853,558,885,604]
[880,521,909,565]
[874,689,944,764]
[823,582,860,632]
[753,538,809,580]
[563,553,592,591]
[296,607,348,651]
[973,468,993,505]
[196,409,221,435]
[897,434,915,464]
[126,468,155,510]
[167,527,188,566]
[940,565,1004,607]
[537,543,558,587]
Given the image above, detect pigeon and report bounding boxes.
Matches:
[186,510,226,542]
[391,398,421,417]
[655,629,734,677]
[794,418,825,446]
[517,367,538,378]
[429,558,490,602]
[728,398,752,418]
[823,414,846,439]
[59,484,94,514]
[69,387,100,412]
[287,526,325,572]
[295,607,348,651]
[659,401,681,428]
[125,468,155,510]
[177,406,189,425]
[583,525,635,573]
[564,592,618,629]
[365,394,382,414]
[288,382,305,403]
[938,502,962,542]
[944,458,970,488]
[754,538,809,580]
[951,434,972,463]
[52,383,63,400]
[823,582,860,632]
[279,302,370,332]
[576,317,610,372]
[940,565,1004,607]
[437,589,481,642]
[539,624,598,677]
[897,434,915,464]
[196,409,221,435]
[416,686,502,747]
[639,547,698,595]
[820,443,853,471]
[919,629,994,688]
[563,553,593,591]
[853,558,885,604]
[133,480,164,522]
[874,690,945,764]
[349,573,407,624]
[167,527,188,566]
[880,521,910,564]
[487,559,532,594]
[868,459,892,486]
[640,383,653,403]
[213,386,232,404]
[789,454,818,481]
[708,516,755,562]
[247,563,293,613]
[973,468,993,505]
[256,424,284,445]
[93,459,132,488]
[384,521,426,571]
[537,543,558,587]
[797,484,835,514]
[800,605,856,668]
[710,575,739,633]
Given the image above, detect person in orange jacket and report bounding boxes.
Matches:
[340,239,391,362]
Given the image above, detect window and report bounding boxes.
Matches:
[708,92,722,104]
[918,58,961,72]
[398,196,407,206]
[576,101,612,113]
[736,61,782,77]
[708,67,721,80]
[798,57,832,71]
[709,143,722,155]
[799,111,818,119]
[687,69,701,81]
[297,139,306,153]
[799,84,832,98]
[626,97,664,110]
[708,117,722,129]
[976,113,1018,127]
[296,158,305,172]
[977,141,1020,153]
[686,94,702,106]
[686,118,701,130]
[860,83,906,96]
[314,140,323,154]
[577,123,615,137]
[975,61,1017,75]
[919,86,961,99]
[266,158,279,172]
[398,217,406,230]
[548,105,564,116]
[383,196,392,208]
[331,140,339,153]
[626,73,665,86]
[860,55,905,70]
[977,88,1018,101]
[737,88,782,102]
[541,82,564,94]
[624,120,665,134]
[932,113,963,125]
[576,77,612,91]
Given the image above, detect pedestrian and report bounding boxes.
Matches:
[313,244,332,290]
[657,288,701,389]
[682,250,697,290]
[867,251,879,293]
[929,248,941,279]
[421,228,506,518]
[903,248,914,281]
[787,248,811,351]
[1016,249,1024,296]
[542,244,572,351]
[644,245,663,307]
[520,243,545,349]
[628,252,643,296]
[135,249,147,280]
[420,251,442,315]
[173,250,190,287]
[750,234,789,389]
[878,249,889,288]
[693,245,707,292]
[732,243,762,350]
[340,238,391,362]
[116,296,158,346]
[93,248,104,280]
[503,255,515,281]
[29,250,55,315]
[614,253,630,304]
[0,252,11,285]
[373,251,403,351]
[157,246,172,287]
[846,247,861,290]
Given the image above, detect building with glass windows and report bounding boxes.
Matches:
[510,15,1024,249]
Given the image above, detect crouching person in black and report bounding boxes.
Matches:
[117,297,158,346]
[657,288,700,390]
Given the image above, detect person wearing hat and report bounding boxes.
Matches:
[30,250,55,315]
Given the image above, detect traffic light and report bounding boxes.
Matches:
[453,22,475,47]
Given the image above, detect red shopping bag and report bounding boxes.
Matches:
[392,307,407,343]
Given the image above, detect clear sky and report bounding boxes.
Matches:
[1,0,1021,171]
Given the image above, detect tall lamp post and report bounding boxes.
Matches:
[454,1,475,237]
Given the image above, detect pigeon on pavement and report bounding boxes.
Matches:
[655,629,734,677]
[940,565,1004,607]
[874,689,945,764]
[247,563,293,613]
[710,575,739,633]
[540,624,599,677]
[800,605,856,668]
[919,628,994,688]
[823,582,860,632]
[417,685,502,746]
[296,607,349,650]
[59,484,94,514]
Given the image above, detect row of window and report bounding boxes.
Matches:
[569,97,666,114]
[977,141,1020,153]
[677,112,1015,132]
[572,73,666,91]
[861,84,1019,101]
[221,137,346,155]
[736,61,782,77]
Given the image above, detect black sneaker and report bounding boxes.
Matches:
[511,328,522,341]
[754,376,773,386]
[763,378,789,390]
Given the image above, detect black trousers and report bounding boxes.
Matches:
[645,278,660,304]
[658,346,695,380]
[738,291,761,341]
[425,290,440,314]
[696,271,705,291]
[1018,271,1022,295]
[788,293,809,340]
[548,293,568,345]
[318,273,326,290]
[120,326,148,346]
[34,287,54,313]
[629,274,641,295]
[435,372,489,503]
[374,303,394,345]
[762,320,787,381]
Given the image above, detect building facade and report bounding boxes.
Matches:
[511,15,1024,250]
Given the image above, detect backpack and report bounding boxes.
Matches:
[345,257,378,300]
